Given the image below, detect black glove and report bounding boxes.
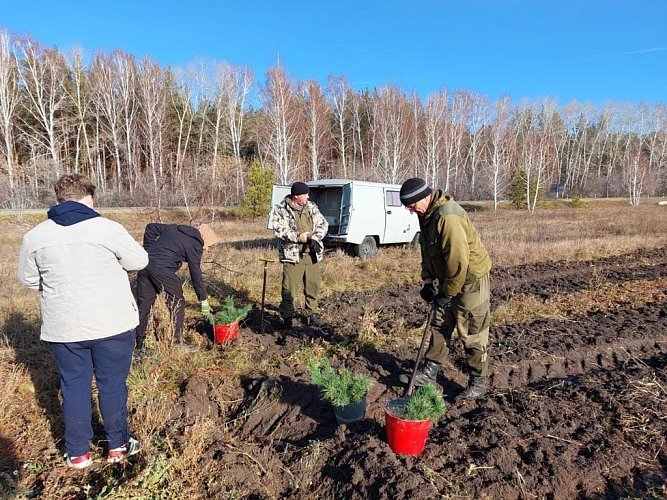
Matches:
[419,283,436,303]
[310,239,323,253]
[434,292,453,308]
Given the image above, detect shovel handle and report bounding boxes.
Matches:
[259,258,274,334]
[405,303,437,397]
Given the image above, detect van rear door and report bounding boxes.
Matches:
[340,182,352,235]
[308,186,340,234]
[267,185,291,229]
[307,182,352,236]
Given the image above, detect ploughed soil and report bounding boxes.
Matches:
[168,247,666,499]
[22,247,665,498]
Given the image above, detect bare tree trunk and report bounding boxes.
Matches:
[258,65,301,184]
[17,37,68,178]
[0,31,19,190]
[216,62,252,195]
[137,58,167,194]
[328,75,350,178]
[303,80,331,180]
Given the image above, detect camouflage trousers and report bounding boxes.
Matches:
[426,273,491,378]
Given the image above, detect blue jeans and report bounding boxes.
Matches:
[49,329,135,456]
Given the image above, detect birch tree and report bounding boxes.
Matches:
[91,52,126,190]
[137,57,167,190]
[171,69,194,184]
[66,49,94,176]
[623,141,648,205]
[422,91,448,186]
[486,95,513,209]
[258,65,301,184]
[0,31,19,189]
[369,85,412,183]
[114,51,139,191]
[349,90,369,178]
[303,80,331,180]
[643,103,667,196]
[328,75,350,177]
[215,62,252,193]
[17,37,69,175]
[465,91,490,198]
[442,91,470,192]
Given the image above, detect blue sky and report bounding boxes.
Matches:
[2,0,665,105]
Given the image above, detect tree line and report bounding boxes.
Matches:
[0,31,665,210]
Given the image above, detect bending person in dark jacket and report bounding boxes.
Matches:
[136,223,219,352]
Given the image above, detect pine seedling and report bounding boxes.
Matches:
[206,295,251,325]
[404,384,447,421]
[309,357,373,406]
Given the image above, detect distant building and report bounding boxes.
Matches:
[549,183,566,198]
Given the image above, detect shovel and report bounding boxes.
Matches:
[404,302,437,397]
[259,258,275,334]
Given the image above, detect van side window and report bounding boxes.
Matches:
[386,190,402,207]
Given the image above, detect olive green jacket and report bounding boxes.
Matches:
[419,190,492,297]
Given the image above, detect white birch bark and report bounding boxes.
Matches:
[17,38,68,176]
[0,31,20,189]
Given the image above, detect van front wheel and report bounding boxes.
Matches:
[354,236,378,259]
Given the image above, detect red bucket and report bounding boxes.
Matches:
[214,321,239,344]
[384,398,432,456]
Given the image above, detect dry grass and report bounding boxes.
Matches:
[493,277,667,326]
[1,203,666,497]
[475,203,667,267]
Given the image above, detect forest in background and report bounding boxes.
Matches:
[0,31,665,210]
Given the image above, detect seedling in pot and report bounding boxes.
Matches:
[205,295,251,325]
[384,384,446,455]
[308,357,373,407]
[401,384,447,422]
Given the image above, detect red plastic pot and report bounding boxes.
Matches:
[384,398,432,456]
[213,321,239,344]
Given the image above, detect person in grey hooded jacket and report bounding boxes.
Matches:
[18,174,148,468]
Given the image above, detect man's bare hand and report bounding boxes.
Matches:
[297,232,311,243]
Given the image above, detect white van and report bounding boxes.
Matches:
[268,179,420,258]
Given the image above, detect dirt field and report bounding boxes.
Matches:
[177,247,666,499]
[1,205,666,499]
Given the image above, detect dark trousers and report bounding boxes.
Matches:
[49,329,135,457]
[136,267,185,348]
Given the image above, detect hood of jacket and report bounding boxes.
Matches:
[423,190,463,219]
[177,224,205,245]
[47,201,100,226]
[282,195,308,212]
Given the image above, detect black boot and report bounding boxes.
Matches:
[455,376,486,401]
[399,360,441,386]
[279,317,293,330]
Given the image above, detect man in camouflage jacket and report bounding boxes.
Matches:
[271,182,329,328]
[400,177,492,401]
